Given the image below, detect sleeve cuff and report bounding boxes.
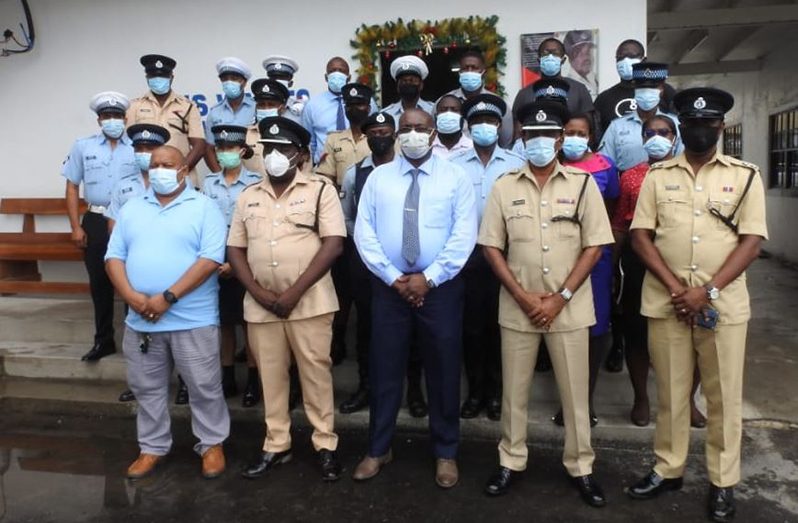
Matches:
[422,265,443,287]
[381,265,404,287]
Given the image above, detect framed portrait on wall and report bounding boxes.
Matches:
[521,29,599,99]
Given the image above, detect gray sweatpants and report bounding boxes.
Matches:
[122,325,230,456]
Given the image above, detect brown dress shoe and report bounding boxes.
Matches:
[127,453,164,479]
[352,450,393,481]
[202,445,226,479]
[436,458,459,488]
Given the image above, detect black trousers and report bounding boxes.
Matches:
[82,211,115,346]
[462,258,502,402]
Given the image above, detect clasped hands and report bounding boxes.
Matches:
[128,292,171,323]
[250,285,300,319]
[514,290,566,330]
[392,273,429,308]
[670,285,710,327]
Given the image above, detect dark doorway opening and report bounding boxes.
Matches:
[379,48,475,107]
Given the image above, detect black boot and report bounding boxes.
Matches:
[222,365,238,398]
[708,485,736,522]
[340,385,369,414]
[242,368,261,408]
[175,376,189,405]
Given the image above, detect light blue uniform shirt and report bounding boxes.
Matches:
[204,94,257,145]
[202,168,262,227]
[105,173,146,221]
[302,90,379,164]
[105,186,227,333]
[61,133,138,206]
[354,154,477,287]
[599,110,683,171]
[382,98,435,121]
[450,146,526,221]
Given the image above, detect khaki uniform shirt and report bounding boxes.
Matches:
[314,129,370,186]
[478,162,614,333]
[227,170,346,323]
[630,152,768,324]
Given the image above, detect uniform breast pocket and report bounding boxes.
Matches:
[552,202,579,239]
[286,207,317,231]
[708,192,739,231]
[505,205,537,242]
[656,192,689,229]
[422,201,451,229]
[243,211,269,239]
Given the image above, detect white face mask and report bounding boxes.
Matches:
[263,149,296,178]
[398,130,432,159]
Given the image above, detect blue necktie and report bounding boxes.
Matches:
[336,96,346,131]
[402,169,421,266]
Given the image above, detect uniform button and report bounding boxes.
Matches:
[275,204,281,209]
[696,185,704,192]
[724,199,730,204]
[273,221,279,226]
[694,209,702,216]
[541,200,548,207]
[690,264,698,271]
[542,245,550,252]
[692,236,700,244]
[541,222,548,229]
[271,261,278,267]
[270,240,277,246]
[543,267,550,274]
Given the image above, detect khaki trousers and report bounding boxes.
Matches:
[648,318,747,487]
[499,327,594,476]
[248,313,338,453]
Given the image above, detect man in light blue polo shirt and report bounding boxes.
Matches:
[450,94,525,422]
[105,145,230,481]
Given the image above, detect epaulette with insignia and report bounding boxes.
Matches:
[727,156,759,172]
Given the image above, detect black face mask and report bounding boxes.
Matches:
[345,107,369,125]
[367,135,395,156]
[398,83,420,100]
[680,124,720,153]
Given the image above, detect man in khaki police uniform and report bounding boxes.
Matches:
[479,101,613,508]
[127,54,205,187]
[227,116,345,482]
[627,87,767,523]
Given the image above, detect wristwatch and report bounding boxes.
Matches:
[163,290,179,305]
[558,287,574,302]
[426,279,437,289]
[705,284,720,301]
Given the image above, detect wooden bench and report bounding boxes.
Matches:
[0,198,90,294]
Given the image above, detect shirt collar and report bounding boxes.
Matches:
[143,183,197,208]
[673,149,730,172]
[143,90,181,106]
[97,132,132,146]
[399,153,435,176]
[222,94,255,111]
[518,160,569,183]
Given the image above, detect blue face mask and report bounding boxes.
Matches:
[562,136,589,160]
[524,136,558,167]
[256,108,280,122]
[100,118,125,139]
[134,152,152,172]
[327,71,348,94]
[635,88,661,111]
[616,57,641,81]
[459,71,483,92]
[149,167,182,195]
[470,123,499,147]
[147,76,171,95]
[539,54,562,77]
[436,111,462,135]
[222,80,242,99]
[217,150,242,169]
[643,134,674,160]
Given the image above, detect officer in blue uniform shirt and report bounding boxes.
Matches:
[600,62,683,172]
[204,57,256,173]
[262,55,304,124]
[63,91,138,362]
[382,55,435,120]
[106,124,170,225]
[203,125,263,408]
[450,94,525,422]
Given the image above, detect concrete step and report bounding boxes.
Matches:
[0,296,126,345]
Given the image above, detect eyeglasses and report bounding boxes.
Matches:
[643,128,673,139]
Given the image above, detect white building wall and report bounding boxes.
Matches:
[673,39,798,262]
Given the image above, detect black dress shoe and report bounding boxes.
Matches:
[81,343,116,362]
[572,474,607,508]
[340,388,369,414]
[486,398,501,421]
[241,450,292,479]
[118,389,135,402]
[551,410,598,427]
[627,470,683,499]
[460,397,483,419]
[484,466,518,496]
[317,449,342,482]
[175,378,189,405]
[408,397,428,418]
[708,485,735,522]
[241,377,260,408]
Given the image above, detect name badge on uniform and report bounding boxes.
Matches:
[556,198,575,205]
[122,187,133,194]
[246,202,260,207]
[511,199,526,206]
[85,155,97,161]
[665,184,681,191]
[722,186,735,193]
[289,198,306,206]
[333,147,342,153]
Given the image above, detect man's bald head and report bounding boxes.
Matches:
[150,145,186,169]
[398,108,434,131]
[326,56,350,75]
